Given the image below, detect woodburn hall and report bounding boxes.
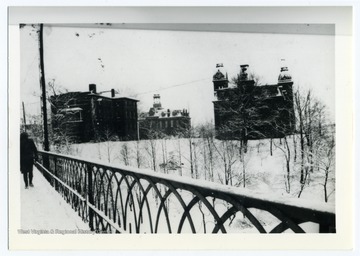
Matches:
[212,63,295,141]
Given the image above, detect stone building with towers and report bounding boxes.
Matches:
[50,84,138,142]
[138,94,191,139]
[212,62,295,141]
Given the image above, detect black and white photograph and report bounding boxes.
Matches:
[6,5,355,252]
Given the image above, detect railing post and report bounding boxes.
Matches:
[87,164,94,231]
[54,156,58,191]
[319,223,336,233]
[319,224,328,233]
[43,154,50,182]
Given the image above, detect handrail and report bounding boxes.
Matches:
[36,161,86,201]
[36,150,336,233]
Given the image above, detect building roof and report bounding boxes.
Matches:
[88,94,139,102]
[116,97,139,102]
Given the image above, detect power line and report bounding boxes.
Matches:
[22,77,211,105]
[134,78,211,96]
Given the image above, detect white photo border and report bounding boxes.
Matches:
[3,3,357,254]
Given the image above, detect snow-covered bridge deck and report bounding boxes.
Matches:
[20,167,90,232]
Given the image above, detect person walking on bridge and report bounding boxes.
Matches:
[20,132,38,189]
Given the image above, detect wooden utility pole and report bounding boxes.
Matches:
[39,23,49,151]
[22,101,27,132]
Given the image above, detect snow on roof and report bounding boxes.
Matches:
[60,107,82,112]
[88,93,139,101]
[116,97,139,102]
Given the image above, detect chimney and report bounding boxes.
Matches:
[111,89,115,98]
[239,64,249,81]
[89,84,97,94]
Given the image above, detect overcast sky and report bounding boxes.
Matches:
[20,24,335,125]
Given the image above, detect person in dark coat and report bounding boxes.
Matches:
[20,132,38,189]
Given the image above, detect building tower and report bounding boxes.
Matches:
[278,66,292,83]
[277,60,295,134]
[213,63,229,91]
[278,59,292,84]
[153,94,162,110]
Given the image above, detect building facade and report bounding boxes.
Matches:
[213,63,295,140]
[50,84,138,142]
[139,94,191,139]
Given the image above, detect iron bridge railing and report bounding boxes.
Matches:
[36,150,335,234]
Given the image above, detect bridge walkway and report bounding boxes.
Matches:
[20,167,90,233]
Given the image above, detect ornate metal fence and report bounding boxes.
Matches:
[36,150,335,234]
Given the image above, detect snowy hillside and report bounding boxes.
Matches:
[62,135,335,207]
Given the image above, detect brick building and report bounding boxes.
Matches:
[50,84,138,142]
[138,94,191,139]
[213,63,295,140]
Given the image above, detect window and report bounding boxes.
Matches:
[60,108,83,122]
[171,120,174,128]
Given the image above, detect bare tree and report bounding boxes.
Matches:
[44,78,86,154]
[98,128,117,163]
[188,136,195,178]
[294,88,333,198]
[294,89,311,184]
[177,139,183,176]
[144,130,160,172]
[22,113,43,147]
[159,136,169,173]
[273,136,292,193]
[119,142,131,166]
[135,140,143,168]
[193,140,200,179]
[213,139,238,186]
[199,123,216,182]
[315,133,335,202]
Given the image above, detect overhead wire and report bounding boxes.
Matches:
[133,78,211,96]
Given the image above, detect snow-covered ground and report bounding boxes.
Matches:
[66,137,335,206]
[20,167,90,232]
